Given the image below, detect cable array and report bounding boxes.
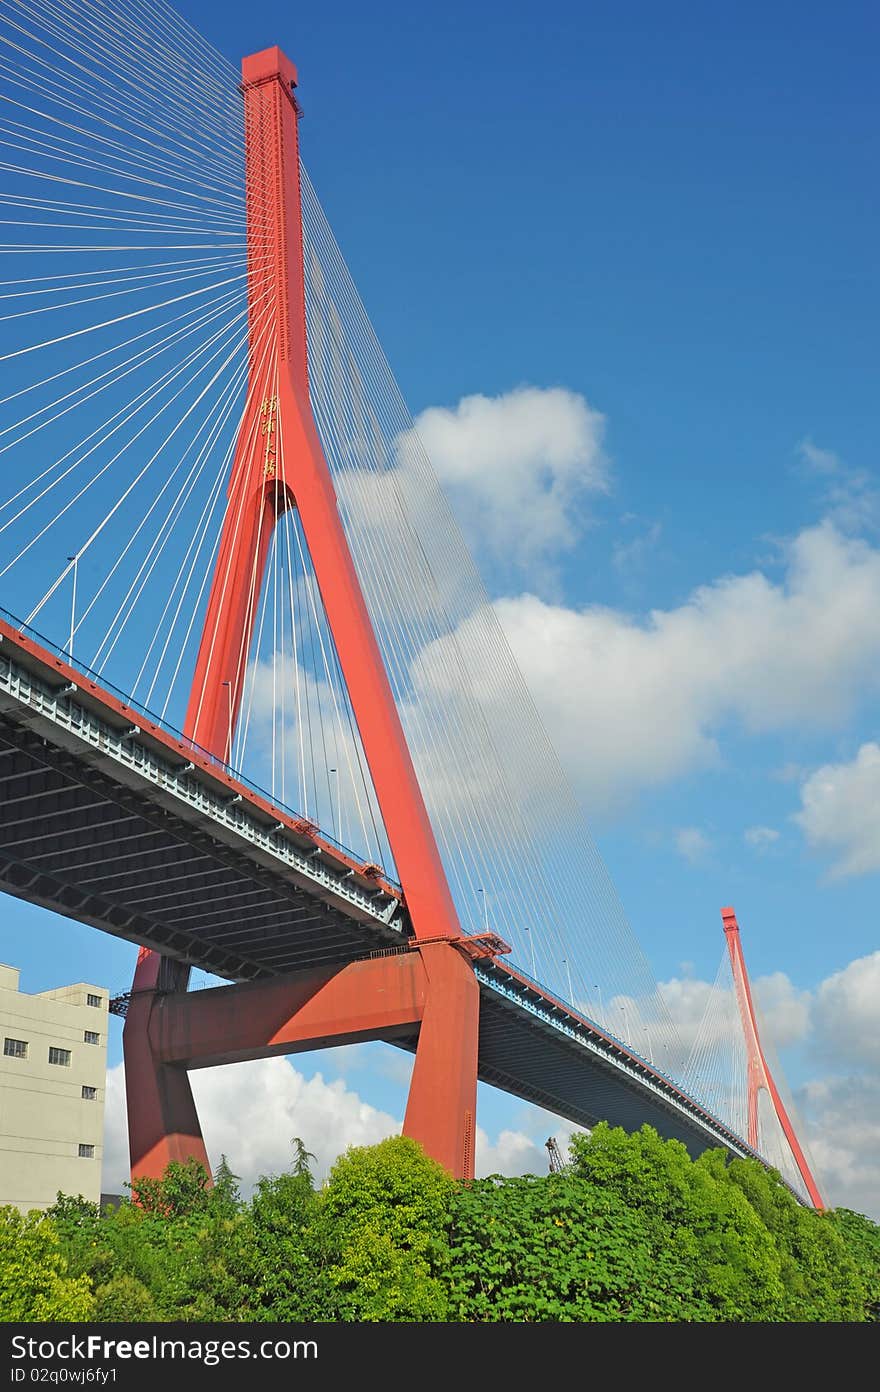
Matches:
[0,0,391,878]
[0,0,249,728]
[7,0,818,1141]
[299,169,686,1061]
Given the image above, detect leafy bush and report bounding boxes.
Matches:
[0,1207,93,1320]
[9,1127,874,1324]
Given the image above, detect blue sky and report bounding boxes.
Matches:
[2,0,878,1214]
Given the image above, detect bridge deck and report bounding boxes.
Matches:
[0,617,764,1172]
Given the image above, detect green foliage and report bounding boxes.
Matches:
[448,1173,711,1321]
[725,1158,866,1320]
[93,1273,159,1322]
[569,1124,789,1320]
[0,1207,94,1320]
[827,1208,880,1320]
[317,1135,453,1321]
[27,1127,878,1325]
[211,1154,242,1216]
[246,1168,329,1320]
[290,1137,317,1185]
[128,1157,213,1218]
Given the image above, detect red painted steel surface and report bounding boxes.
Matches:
[403,942,480,1178]
[181,46,461,945]
[722,907,824,1208]
[150,954,429,1069]
[123,947,212,1179]
[124,46,475,1182]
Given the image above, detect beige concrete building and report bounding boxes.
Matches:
[0,963,108,1212]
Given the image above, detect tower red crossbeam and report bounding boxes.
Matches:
[721,907,824,1208]
[123,47,480,1185]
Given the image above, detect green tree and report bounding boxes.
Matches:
[46,1192,113,1286]
[826,1208,880,1320]
[129,1157,212,1218]
[247,1167,329,1320]
[569,1124,788,1320]
[448,1172,710,1321]
[211,1155,242,1218]
[318,1135,453,1321]
[725,1157,866,1320]
[93,1273,160,1322]
[0,1207,94,1321]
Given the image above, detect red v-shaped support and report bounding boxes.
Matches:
[184,46,461,947]
[722,907,823,1208]
[125,48,478,1184]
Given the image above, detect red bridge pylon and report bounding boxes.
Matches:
[124,47,479,1184]
[722,907,824,1208]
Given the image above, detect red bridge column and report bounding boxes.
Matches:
[123,43,473,1189]
[123,948,210,1179]
[404,942,479,1179]
[123,946,478,1183]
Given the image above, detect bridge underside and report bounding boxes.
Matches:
[0,627,760,1172]
[0,716,404,981]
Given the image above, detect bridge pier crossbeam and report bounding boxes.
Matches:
[123,940,480,1182]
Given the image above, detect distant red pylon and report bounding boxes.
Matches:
[722,907,823,1207]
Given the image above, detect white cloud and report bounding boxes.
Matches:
[102,1057,579,1196]
[675,827,712,864]
[753,972,812,1050]
[794,744,880,878]
[799,1075,880,1220]
[490,522,880,813]
[411,386,607,582]
[659,975,720,1055]
[797,439,880,534]
[102,1058,401,1197]
[661,969,812,1069]
[811,951,880,1066]
[476,1118,584,1178]
[744,825,780,851]
[475,1127,547,1177]
[798,439,841,476]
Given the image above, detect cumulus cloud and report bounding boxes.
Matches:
[489,522,880,813]
[102,1057,580,1197]
[744,825,780,851]
[476,1122,583,1178]
[799,1075,880,1220]
[411,386,607,583]
[811,951,880,1066]
[794,744,880,878]
[102,1057,401,1197]
[753,972,813,1050]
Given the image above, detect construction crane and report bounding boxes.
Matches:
[545,1137,566,1173]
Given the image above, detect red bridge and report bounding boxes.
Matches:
[0,5,822,1208]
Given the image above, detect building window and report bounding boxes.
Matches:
[78,1144,94,1158]
[3,1037,28,1059]
[82,1086,98,1101]
[86,993,102,1008]
[48,1047,71,1066]
[83,1030,100,1045]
